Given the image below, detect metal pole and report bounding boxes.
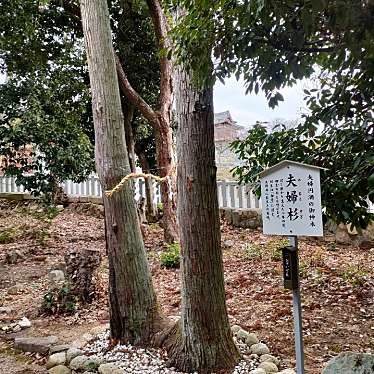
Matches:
[288,236,305,374]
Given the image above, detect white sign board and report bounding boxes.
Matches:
[260,161,323,236]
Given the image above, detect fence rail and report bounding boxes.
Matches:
[0,175,261,209]
[1,175,373,212]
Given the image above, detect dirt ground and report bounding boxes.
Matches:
[0,200,373,373]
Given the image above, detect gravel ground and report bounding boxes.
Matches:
[84,330,260,373]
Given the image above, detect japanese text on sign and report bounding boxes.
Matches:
[260,162,323,236]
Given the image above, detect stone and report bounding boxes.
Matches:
[259,354,280,366]
[245,332,259,346]
[0,306,12,314]
[98,363,125,374]
[56,205,64,212]
[322,351,374,373]
[49,270,65,283]
[231,325,241,334]
[278,370,296,374]
[249,369,266,374]
[335,225,351,244]
[236,328,250,342]
[7,284,22,295]
[5,251,19,264]
[84,356,102,371]
[14,336,58,354]
[66,347,83,363]
[47,352,67,369]
[69,356,88,370]
[50,345,70,354]
[251,343,270,355]
[222,240,234,248]
[71,333,93,349]
[18,317,31,328]
[48,365,71,374]
[12,325,22,333]
[258,361,278,373]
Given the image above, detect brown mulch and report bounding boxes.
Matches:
[0,200,373,373]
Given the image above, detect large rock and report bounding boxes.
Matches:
[50,344,70,354]
[258,361,278,373]
[14,336,58,354]
[0,306,12,314]
[335,224,352,244]
[231,325,241,334]
[236,329,250,342]
[69,355,88,370]
[259,354,280,366]
[246,333,259,346]
[49,270,65,283]
[98,363,125,374]
[66,347,83,363]
[251,343,270,355]
[47,352,67,369]
[18,317,31,328]
[84,356,102,371]
[322,351,374,373]
[249,369,266,374]
[48,365,71,374]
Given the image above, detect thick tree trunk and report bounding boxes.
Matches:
[166,67,240,372]
[123,104,136,173]
[79,0,163,343]
[138,151,158,222]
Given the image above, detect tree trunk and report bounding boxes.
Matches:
[79,0,163,343]
[123,104,136,173]
[64,249,102,302]
[166,67,240,372]
[138,151,158,222]
[154,120,178,243]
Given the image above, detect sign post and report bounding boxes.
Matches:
[259,160,325,374]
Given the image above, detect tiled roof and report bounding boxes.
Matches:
[214,111,232,124]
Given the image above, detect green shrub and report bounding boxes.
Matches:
[339,265,368,287]
[160,243,180,268]
[41,284,77,315]
[244,243,263,259]
[0,228,15,244]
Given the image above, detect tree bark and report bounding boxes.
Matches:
[138,151,158,222]
[166,67,240,372]
[123,104,136,173]
[79,0,163,343]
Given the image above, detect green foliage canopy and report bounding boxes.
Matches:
[0,0,94,197]
[0,0,162,197]
[231,121,374,229]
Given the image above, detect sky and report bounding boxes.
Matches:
[214,76,308,128]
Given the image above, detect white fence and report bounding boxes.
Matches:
[0,175,260,209]
[1,175,373,212]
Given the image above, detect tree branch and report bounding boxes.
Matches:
[115,55,158,127]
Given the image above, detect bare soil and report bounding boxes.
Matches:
[0,200,373,373]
